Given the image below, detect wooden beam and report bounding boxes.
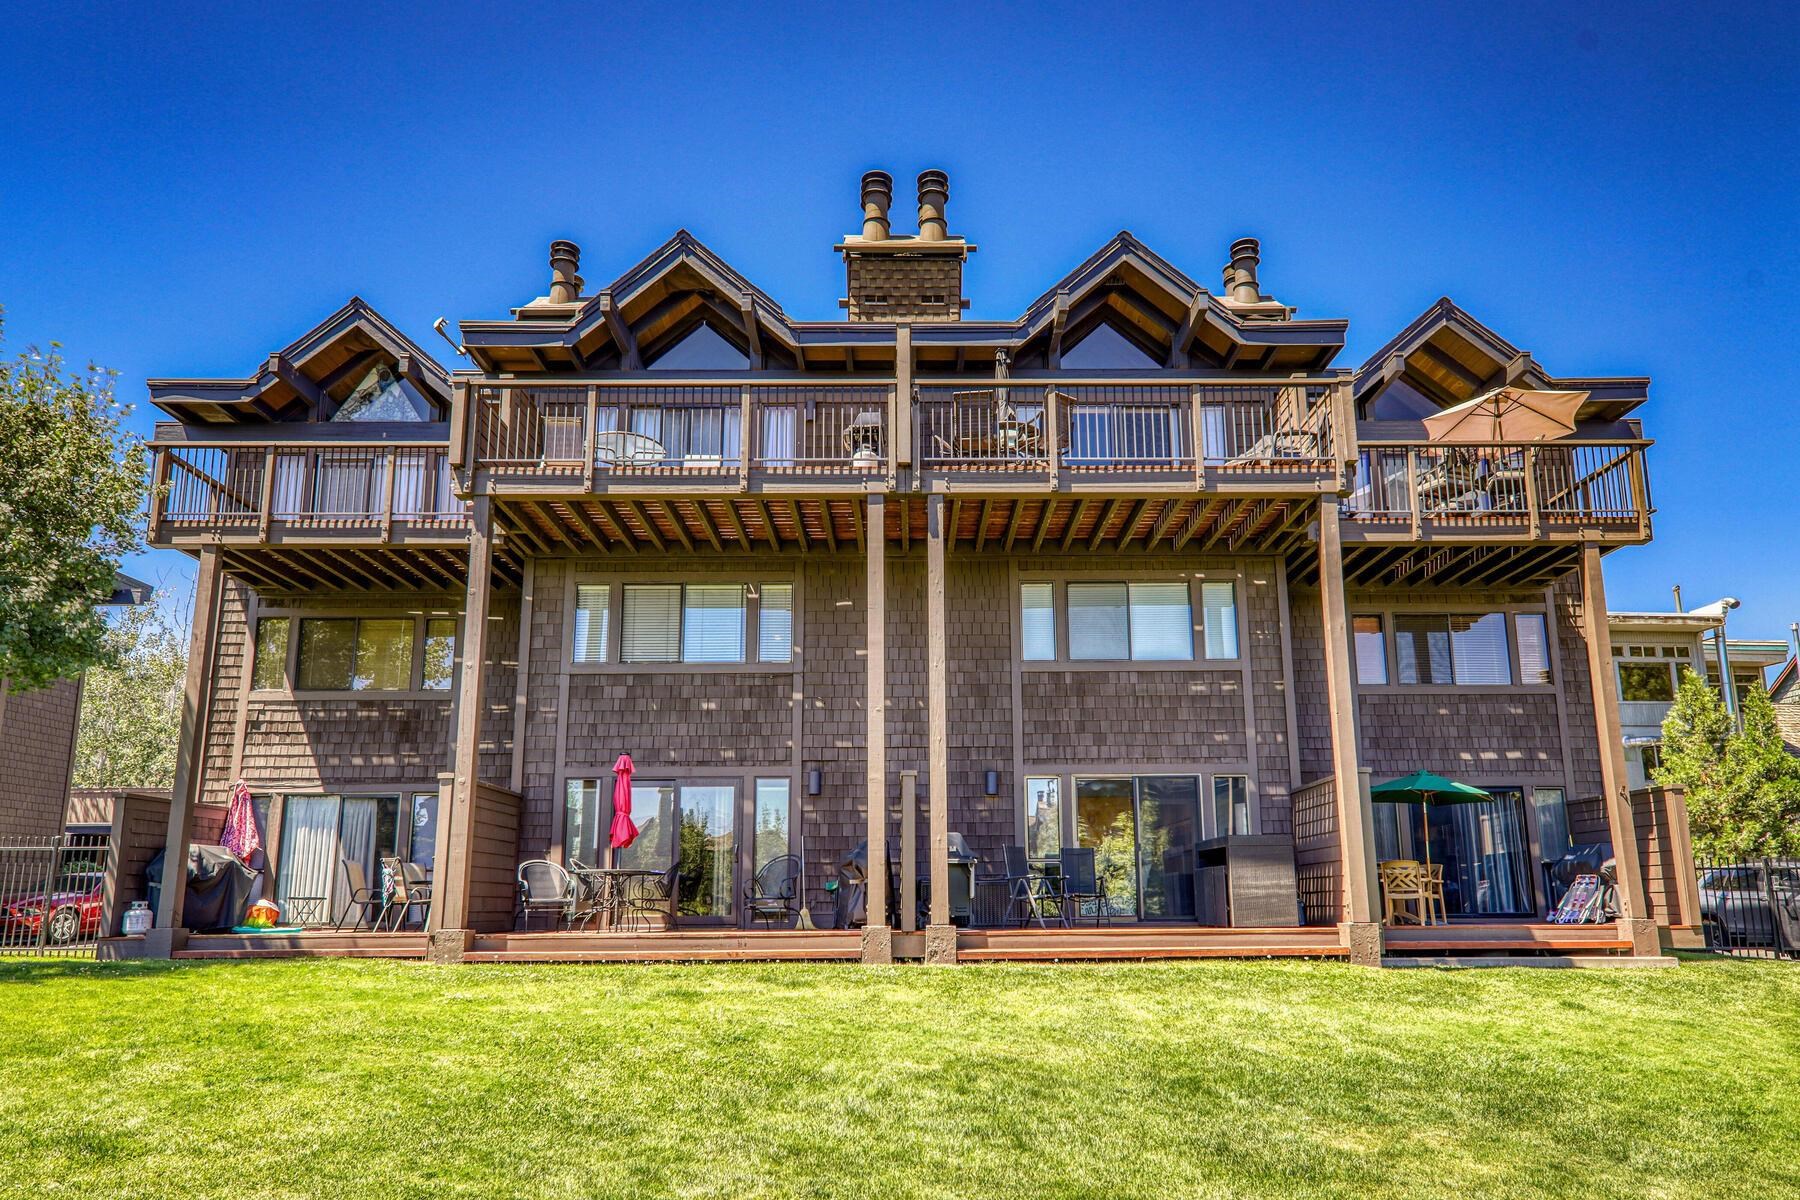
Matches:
[600,294,642,370]
[1173,499,1223,551]
[1060,498,1093,552]
[819,500,839,554]
[849,495,865,553]
[529,501,580,551]
[562,501,612,552]
[973,499,994,553]
[1166,293,1205,368]
[1088,497,1126,551]
[1116,498,1151,550]
[1318,504,1376,931]
[152,547,224,942]
[1002,499,1028,551]
[786,499,808,552]
[751,496,779,548]
[1032,498,1059,552]
[717,499,751,548]
[656,501,696,552]
[1580,544,1651,931]
[439,495,495,933]
[591,502,640,552]
[865,494,888,940]
[687,500,724,553]
[620,500,668,552]
[1145,499,1185,551]
[268,353,323,416]
[925,494,951,931]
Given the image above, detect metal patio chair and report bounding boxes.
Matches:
[1057,847,1110,927]
[375,857,433,932]
[516,859,577,931]
[1001,845,1060,928]
[333,858,382,931]
[744,854,802,928]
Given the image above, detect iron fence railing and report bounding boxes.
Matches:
[0,834,114,957]
[1695,857,1799,959]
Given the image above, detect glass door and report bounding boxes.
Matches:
[1422,788,1534,916]
[1075,778,1138,918]
[676,784,736,920]
[1137,777,1199,919]
[276,795,402,926]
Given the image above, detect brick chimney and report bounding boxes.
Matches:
[838,168,973,323]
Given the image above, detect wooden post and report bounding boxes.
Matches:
[147,448,173,543]
[1524,445,1542,538]
[894,325,912,468]
[900,769,918,933]
[738,384,754,489]
[435,495,494,955]
[257,446,276,540]
[1579,544,1659,956]
[1406,449,1422,540]
[925,494,954,961]
[148,547,224,955]
[861,494,890,962]
[583,386,598,493]
[1317,504,1378,961]
[380,447,398,543]
[1190,385,1206,489]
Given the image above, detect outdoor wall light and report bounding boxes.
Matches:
[807,768,822,796]
[984,770,1000,797]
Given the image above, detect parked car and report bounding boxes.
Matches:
[1698,864,1800,949]
[1,870,106,946]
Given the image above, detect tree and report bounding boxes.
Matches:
[0,309,149,691]
[72,602,188,789]
[1656,669,1800,859]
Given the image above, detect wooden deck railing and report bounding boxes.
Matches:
[468,379,897,483]
[1346,439,1650,537]
[150,441,468,542]
[913,378,1343,481]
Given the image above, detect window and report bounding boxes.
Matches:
[1068,583,1131,660]
[1020,583,1056,661]
[422,618,457,690]
[1129,582,1193,661]
[331,363,433,422]
[587,581,791,666]
[1619,661,1676,702]
[753,778,791,877]
[1395,613,1512,685]
[572,585,610,664]
[1210,775,1251,838]
[1024,776,1061,858]
[1353,615,1387,685]
[564,779,602,867]
[296,618,413,690]
[1515,613,1552,684]
[251,617,290,690]
[1200,581,1238,660]
[1532,787,1571,862]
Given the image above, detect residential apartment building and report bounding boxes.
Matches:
[137,172,1671,963]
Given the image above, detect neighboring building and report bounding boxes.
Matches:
[137,171,1676,962]
[1768,655,1800,755]
[1606,611,1721,790]
[1702,637,1789,710]
[0,574,153,841]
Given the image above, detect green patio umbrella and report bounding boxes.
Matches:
[1368,771,1493,873]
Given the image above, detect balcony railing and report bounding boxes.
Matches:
[1346,440,1650,535]
[469,380,896,482]
[151,442,467,541]
[915,379,1340,479]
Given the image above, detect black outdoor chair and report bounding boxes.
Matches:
[744,854,802,928]
[621,862,681,932]
[1002,845,1060,928]
[516,859,576,931]
[333,858,383,931]
[1057,847,1110,927]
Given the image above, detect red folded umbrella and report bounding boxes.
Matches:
[609,754,639,851]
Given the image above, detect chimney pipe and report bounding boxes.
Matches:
[549,240,582,304]
[916,170,949,242]
[1672,584,1683,612]
[1227,237,1261,304]
[860,171,893,241]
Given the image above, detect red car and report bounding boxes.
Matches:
[2,870,105,946]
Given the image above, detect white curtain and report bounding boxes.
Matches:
[277,796,340,926]
[338,798,379,922]
[760,406,796,467]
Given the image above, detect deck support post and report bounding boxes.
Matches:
[861,494,891,964]
[924,493,956,963]
[1579,544,1661,957]
[434,494,494,956]
[1318,504,1380,964]
[146,546,224,958]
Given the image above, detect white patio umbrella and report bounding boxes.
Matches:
[1423,386,1588,443]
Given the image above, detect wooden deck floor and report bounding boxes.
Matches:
[174,931,430,960]
[956,925,1347,961]
[464,929,865,962]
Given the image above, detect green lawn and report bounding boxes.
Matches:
[1,956,1796,1200]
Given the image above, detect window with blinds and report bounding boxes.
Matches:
[682,584,746,663]
[1068,583,1130,660]
[1515,612,1552,684]
[757,583,793,664]
[1353,615,1388,685]
[1020,582,1055,661]
[572,585,610,664]
[1128,582,1192,660]
[1200,581,1238,660]
[622,585,683,663]
[1393,612,1518,685]
[1449,612,1511,684]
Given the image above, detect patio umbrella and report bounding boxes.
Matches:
[609,754,639,852]
[1368,771,1492,872]
[1422,386,1587,444]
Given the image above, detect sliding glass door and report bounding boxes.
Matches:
[1074,775,1201,921]
[275,795,403,926]
[1375,787,1537,917]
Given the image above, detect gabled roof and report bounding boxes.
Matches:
[106,572,154,606]
[1770,657,1795,700]
[460,229,1347,375]
[148,298,452,424]
[1354,297,1649,421]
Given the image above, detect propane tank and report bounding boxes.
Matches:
[123,901,153,936]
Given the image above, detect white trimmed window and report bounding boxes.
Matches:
[573,580,793,665]
[1022,578,1237,664]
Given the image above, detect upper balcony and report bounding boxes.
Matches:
[456,375,1352,496]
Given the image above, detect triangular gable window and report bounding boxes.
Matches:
[1062,322,1160,369]
[332,364,433,422]
[648,323,750,371]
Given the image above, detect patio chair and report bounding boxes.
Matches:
[1057,847,1110,928]
[375,857,433,932]
[1001,845,1060,928]
[1378,860,1428,926]
[333,858,383,931]
[744,854,802,928]
[621,862,681,932]
[1422,863,1448,926]
[516,859,576,931]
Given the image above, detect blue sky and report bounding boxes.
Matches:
[3,2,1796,652]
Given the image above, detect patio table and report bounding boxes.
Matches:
[567,866,661,930]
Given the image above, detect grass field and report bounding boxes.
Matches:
[0,955,1795,1199]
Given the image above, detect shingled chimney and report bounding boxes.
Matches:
[838,168,973,323]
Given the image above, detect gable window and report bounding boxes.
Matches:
[574,580,793,666]
[1060,322,1161,370]
[1022,578,1236,664]
[646,323,750,371]
[331,363,433,422]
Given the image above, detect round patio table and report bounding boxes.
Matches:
[568,866,662,931]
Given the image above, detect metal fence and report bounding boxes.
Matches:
[0,834,115,957]
[1695,857,1799,959]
